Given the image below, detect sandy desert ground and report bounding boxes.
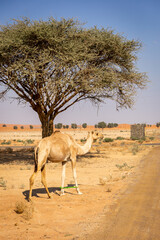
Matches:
[0,128,160,240]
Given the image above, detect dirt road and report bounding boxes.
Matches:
[0,142,159,240]
[83,146,160,240]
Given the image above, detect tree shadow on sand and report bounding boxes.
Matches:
[0,147,103,164]
[0,147,34,165]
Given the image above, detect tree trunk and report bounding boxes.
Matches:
[41,116,54,138]
[48,118,54,136]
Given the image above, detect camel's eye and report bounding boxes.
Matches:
[96,133,98,136]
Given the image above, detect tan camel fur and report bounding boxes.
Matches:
[29,131,103,200]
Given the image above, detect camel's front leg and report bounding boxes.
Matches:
[60,161,67,196]
[71,161,82,195]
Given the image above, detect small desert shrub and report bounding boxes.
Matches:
[116,136,125,140]
[0,177,7,189]
[120,141,125,147]
[138,139,144,144]
[131,144,139,155]
[137,137,146,143]
[116,163,127,170]
[149,137,154,141]
[15,201,26,214]
[1,140,11,145]
[80,138,86,143]
[13,125,18,130]
[15,201,34,220]
[106,188,112,192]
[99,177,107,185]
[25,139,34,144]
[131,136,138,140]
[23,204,34,220]
[99,175,112,185]
[103,138,114,143]
[122,175,126,180]
[20,167,25,170]
[131,136,146,141]
[116,162,134,170]
[17,139,24,143]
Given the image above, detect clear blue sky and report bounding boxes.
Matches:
[0,0,160,125]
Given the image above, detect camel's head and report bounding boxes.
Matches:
[90,131,103,140]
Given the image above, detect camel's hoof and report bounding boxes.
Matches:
[78,192,83,195]
[60,192,65,196]
[48,195,52,199]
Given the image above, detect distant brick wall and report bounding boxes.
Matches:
[131,124,145,139]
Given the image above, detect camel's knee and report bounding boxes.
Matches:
[41,165,46,181]
[30,175,33,184]
[30,178,34,188]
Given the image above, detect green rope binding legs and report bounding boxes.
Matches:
[60,186,78,189]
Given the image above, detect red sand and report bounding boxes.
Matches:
[0,123,157,132]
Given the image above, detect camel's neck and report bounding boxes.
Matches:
[77,133,93,155]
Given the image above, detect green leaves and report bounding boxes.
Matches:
[0,17,147,131]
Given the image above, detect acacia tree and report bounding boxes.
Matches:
[98,121,107,129]
[0,18,147,137]
[82,123,87,128]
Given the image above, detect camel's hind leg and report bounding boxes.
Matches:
[29,150,48,201]
[29,170,38,201]
[41,165,51,199]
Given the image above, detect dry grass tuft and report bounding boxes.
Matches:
[99,177,107,185]
[106,188,112,192]
[23,203,34,220]
[130,144,139,155]
[0,177,7,189]
[15,201,26,214]
[15,201,34,220]
[99,175,112,185]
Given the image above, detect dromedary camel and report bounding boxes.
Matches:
[29,131,103,200]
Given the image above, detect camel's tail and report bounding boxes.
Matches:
[34,146,39,172]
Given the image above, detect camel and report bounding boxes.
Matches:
[29,130,103,200]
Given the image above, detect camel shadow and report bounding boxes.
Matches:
[23,187,60,200]
[23,184,80,200]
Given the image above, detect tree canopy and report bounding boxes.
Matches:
[0,17,147,137]
[97,121,107,129]
[82,123,87,128]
